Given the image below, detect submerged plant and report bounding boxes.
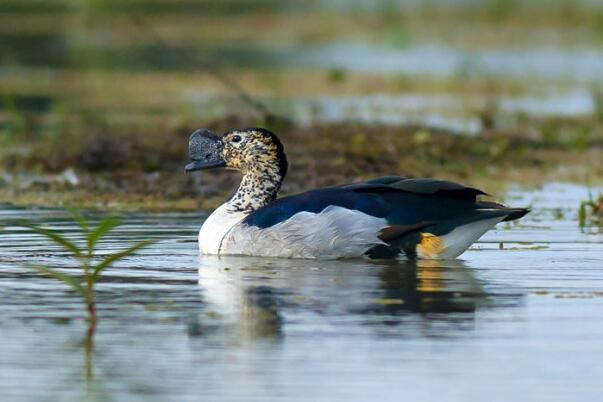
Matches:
[19,211,154,377]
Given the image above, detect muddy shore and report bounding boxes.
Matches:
[1,115,601,211]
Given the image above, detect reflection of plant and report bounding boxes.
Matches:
[19,211,154,378]
[579,192,603,227]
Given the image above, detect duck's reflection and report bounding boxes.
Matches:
[240,285,283,338]
[197,256,489,340]
[197,257,289,340]
[370,259,486,316]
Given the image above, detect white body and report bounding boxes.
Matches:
[221,206,389,259]
[199,203,504,259]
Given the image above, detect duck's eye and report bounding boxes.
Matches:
[231,135,242,143]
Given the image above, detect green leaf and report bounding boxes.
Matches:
[91,240,155,281]
[19,223,83,259]
[87,216,120,251]
[67,208,90,233]
[28,264,86,297]
[579,201,586,227]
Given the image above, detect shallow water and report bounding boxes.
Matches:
[295,42,603,83]
[0,183,602,402]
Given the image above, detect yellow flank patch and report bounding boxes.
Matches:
[416,232,444,259]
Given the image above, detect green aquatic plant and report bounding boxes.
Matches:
[578,192,603,227]
[593,85,603,123]
[21,211,154,325]
[19,211,155,377]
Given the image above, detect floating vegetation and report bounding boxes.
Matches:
[18,211,155,378]
[372,298,405,305]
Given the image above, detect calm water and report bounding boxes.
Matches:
[0,183,602,402]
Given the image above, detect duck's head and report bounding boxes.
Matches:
[185,128,288,177]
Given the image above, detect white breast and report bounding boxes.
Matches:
[198,204,248,254]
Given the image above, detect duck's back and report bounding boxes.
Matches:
[218,176,528,259]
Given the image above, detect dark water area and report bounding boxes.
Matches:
[0,93,54,113]
[0,33,284,71]
[0,33,69,68]
[0,0,284,15]
[0,183,602,401]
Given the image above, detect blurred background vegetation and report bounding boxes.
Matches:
[0,0,602,209]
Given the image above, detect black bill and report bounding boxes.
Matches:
[184,128,226,172]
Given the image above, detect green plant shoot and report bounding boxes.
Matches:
[578,191,603,228]
[19,211,155,327]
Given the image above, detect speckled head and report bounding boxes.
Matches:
[221,128,288,177]
[186,127,289,212]
[185,127,288,178]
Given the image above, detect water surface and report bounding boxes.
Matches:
[0,183,602,402]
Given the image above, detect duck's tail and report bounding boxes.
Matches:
[369,203,530,260]
[477,201,530,221]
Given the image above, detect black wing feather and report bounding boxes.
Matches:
[244,176,527,230]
